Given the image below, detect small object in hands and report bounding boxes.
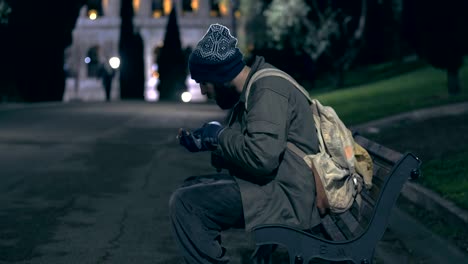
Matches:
[178,128,204,152]
[176,128,190,139]
[178,121,223,152]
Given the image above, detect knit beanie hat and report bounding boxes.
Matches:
[189,24,245,84]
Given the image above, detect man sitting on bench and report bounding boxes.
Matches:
[170,23,322,263]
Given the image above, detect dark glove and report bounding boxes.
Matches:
[195,121,224,151]
[178,121,224,152]
[178,129,204,152]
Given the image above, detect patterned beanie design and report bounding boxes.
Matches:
[189,24,245,84]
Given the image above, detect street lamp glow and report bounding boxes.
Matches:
[181,92,192,103]
[88,10,98,20]
[84,57,91,64]
[109,57,120,69]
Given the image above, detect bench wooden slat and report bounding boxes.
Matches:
[354,135,402,164]
[352,195,384,233]
[339,210,365,237]
[334,215,354,239]
[357,198,374,229]
[368,162,392,201]
[321,214,346,241]
[348,200,362,221]
[373,159,393,179]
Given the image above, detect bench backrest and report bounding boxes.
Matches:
[319,134,420,242]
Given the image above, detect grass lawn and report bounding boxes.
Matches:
[310,60,468,252]
[423,153,468,207]
[359,113,468,211]
[314,61,468,125]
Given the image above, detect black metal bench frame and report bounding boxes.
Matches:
[251,134,421,264]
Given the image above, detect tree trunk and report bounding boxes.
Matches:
[447,68,461,95]
[334,68,345,88]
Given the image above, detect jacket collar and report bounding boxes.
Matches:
[239,56,266,103]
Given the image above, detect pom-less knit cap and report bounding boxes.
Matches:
[189,24,245,84]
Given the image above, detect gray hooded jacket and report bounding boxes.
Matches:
[217,56,321,231]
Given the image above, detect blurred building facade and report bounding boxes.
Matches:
[64,0,238,102]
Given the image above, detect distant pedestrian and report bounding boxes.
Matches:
[98,62,114,101]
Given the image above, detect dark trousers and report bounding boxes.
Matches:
[169,173,245,264]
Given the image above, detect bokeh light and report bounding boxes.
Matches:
[109,57,120,69]
[181,92,192,103]
[88,9,98,20]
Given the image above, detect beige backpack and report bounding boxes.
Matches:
[245,68,373,214]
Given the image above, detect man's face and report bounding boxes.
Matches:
[199,82,240,110]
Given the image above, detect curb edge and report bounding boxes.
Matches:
[401,181,468,227]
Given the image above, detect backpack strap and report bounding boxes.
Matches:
[245,68,326,154]
[310,100,326,153]
[245,68,313,109]
[246,68,363,160]
[245,68,326,151]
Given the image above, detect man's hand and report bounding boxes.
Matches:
[178,129,204,152]
[195,121,224,151]
[178,122,224,152]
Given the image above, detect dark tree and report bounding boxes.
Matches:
[157,5,187,101]
[1,0,85,102]
[119,0,145,99]
[0,0,16,101]
[403,0,468,94]
[132,33,145,99]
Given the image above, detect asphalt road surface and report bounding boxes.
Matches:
[0,102,241,264]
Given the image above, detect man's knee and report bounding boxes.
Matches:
[169,188,193,217]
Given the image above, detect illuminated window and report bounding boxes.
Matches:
[151,0,171,17]
[218,0,228,16]
[210,0,229,17]
[102,0,109,12]
[209,0,219,17]
[152,0,162,18]
[133,0,140,12]
[152,10,162,18]
[191,0,199,11]
[87,0,103,19]
[163,0,172,15]
[183,0,199,13]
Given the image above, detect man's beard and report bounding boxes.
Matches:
[213,82,240,110]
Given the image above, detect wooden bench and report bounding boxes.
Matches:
[250,134,422,264]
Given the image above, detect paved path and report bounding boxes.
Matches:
[0,101,467,263]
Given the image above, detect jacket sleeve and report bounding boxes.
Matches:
[218,82,289,178]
